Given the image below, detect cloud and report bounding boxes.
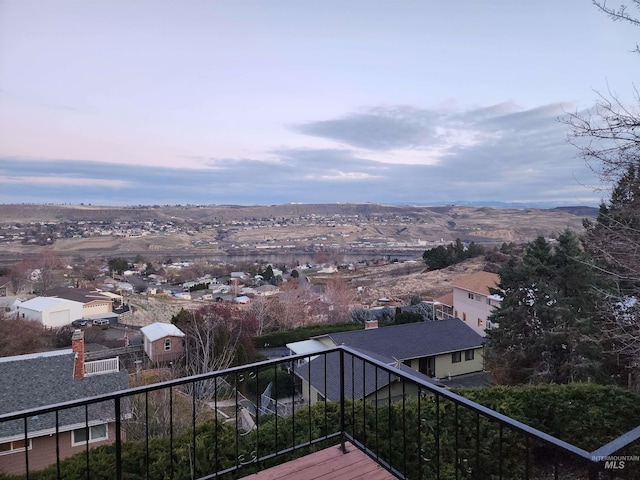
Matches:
[0,102,602,207]
[293,106,441,151]
[287,102,600,205]
[0,175,129,188]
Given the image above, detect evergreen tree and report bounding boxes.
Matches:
[262,265,274,282]
[583,161,640,298]
[581,161,640,387]
[486,231,608,385]
[108,257,130,275]
[422,238,485,270]
[422,245,453,270]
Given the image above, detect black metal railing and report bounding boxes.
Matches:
[1,346,640,479]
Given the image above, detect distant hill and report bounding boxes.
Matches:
[0,203,595,265]
[550,206,599,217]
[0,203,598,224]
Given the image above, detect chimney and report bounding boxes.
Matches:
[71,329,85,379]
[365,319,378,330]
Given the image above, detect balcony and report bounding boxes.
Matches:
[1,346,639,479]
[84,357,120,376]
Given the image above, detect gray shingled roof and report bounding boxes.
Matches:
[295,348,442,402]
[0,351,129,439]
[321,318,484,361]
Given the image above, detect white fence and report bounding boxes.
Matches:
[85,357,119,375]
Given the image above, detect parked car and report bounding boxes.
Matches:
[92,318,110,328]
[71,319,88,327]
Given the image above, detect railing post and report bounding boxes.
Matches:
[23,417,29,480]
[115,397,122,480]
[588,459,599,480]
[339,348,346,453]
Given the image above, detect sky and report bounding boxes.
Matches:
[1,0,638,207]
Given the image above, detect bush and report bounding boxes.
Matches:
[12,382,640,479]
[253,323,362,348]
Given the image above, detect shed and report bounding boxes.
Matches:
[140,322,186,363]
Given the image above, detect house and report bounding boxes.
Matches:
[16,297,84,327]
[46,287,115,320]
[0,277,13,297]
[292,319,486,406]
[173,292,192,300]
[451,272,502,336]
[295,348,443,406]
[0,331,129,475]
[317,265,337,274]
[0,297,21,315]
[140,322,185,364]
[254,284,279,296]
[312,318,484,379]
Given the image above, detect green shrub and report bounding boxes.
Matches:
[253,323,362,348]
[10,383,640,480]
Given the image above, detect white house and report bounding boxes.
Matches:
[451,271,502,337]
[0,297,21,315]
[16,297,84,328]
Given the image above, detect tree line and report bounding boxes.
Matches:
[422,238,485,270]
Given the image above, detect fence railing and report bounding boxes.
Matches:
[84,344,143,361]
[1,346,639,479]
[84,357,120,376]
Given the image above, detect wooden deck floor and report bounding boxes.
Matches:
[242,442,397,480]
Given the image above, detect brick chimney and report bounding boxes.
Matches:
[365,319,378,330]
[71,329,85,379]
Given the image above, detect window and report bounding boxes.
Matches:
[476,295,481,302]
[164,338,171,351]
[72,424,108,446]
[462,312,467,321]
[468,293,474,300]
[451,351,462,363]
[0,439,32,455]
[486,298,492,305]
[465,349,475,361]
[477,318,483,327]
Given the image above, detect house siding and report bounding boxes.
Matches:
[434,347,483,378]
[146,336,184,363]
[452,288,498,337]
[0,424,116,475]
[82,300,112,317]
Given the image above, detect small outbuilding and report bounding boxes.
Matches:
[140,322,186,364]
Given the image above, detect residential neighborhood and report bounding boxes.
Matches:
[1,0,638,475]
[0,243,505,475]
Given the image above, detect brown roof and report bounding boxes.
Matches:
[451,271,499,296]
[46,287,113,305]
[436,292,454,307]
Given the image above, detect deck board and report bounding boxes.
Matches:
[242,442,397,480]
